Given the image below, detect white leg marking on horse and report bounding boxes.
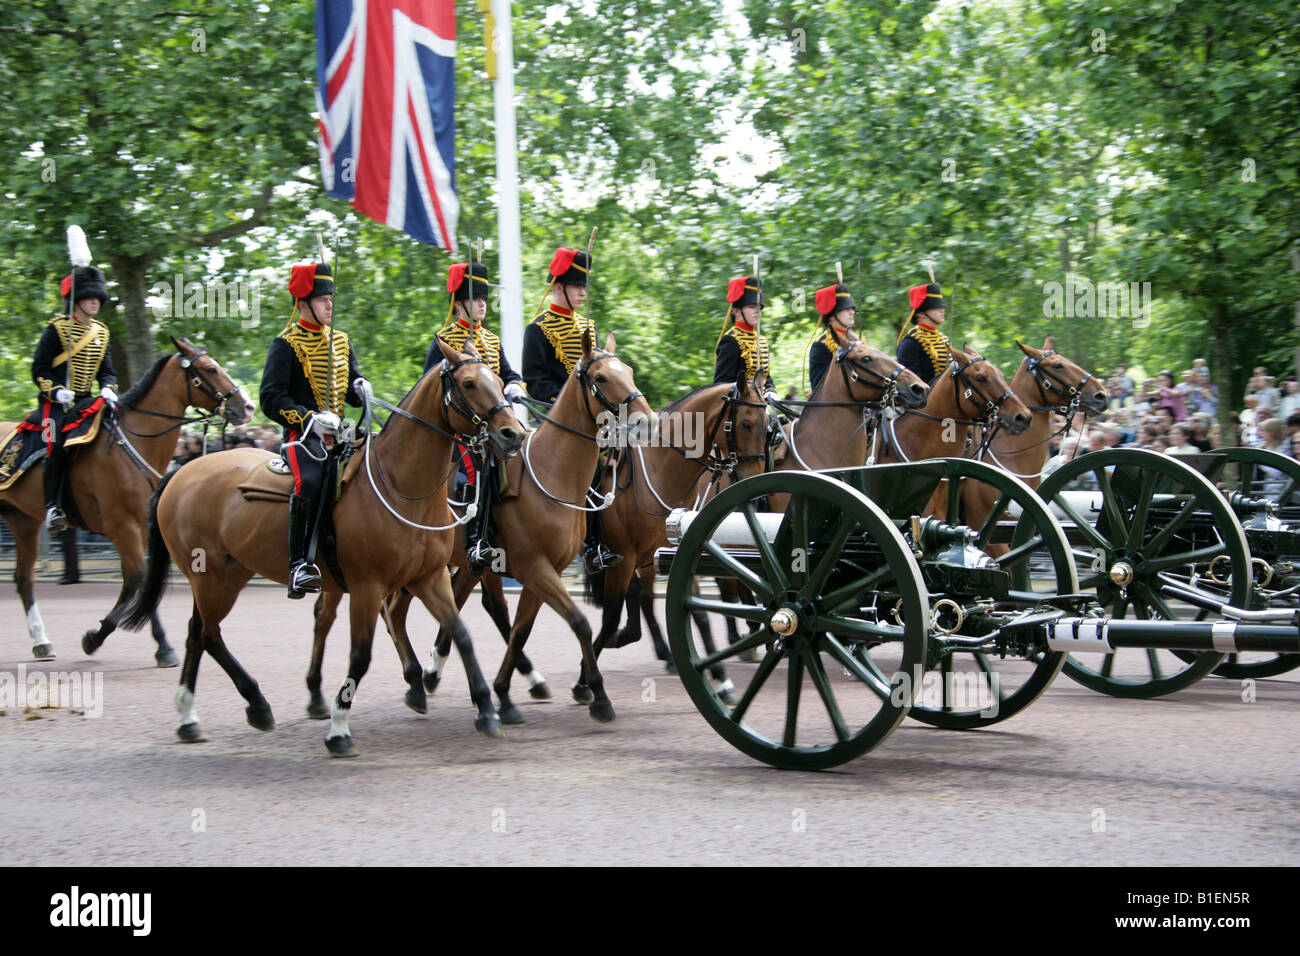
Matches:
[716,678,736,696]
[175,685,199,730]
[526,669,547,689]
[326,697,351,741]
[27,605,47,646]
[425,649,449,680]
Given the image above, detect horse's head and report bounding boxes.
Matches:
[170,335,255,425]
[575,329,655,444]
[951,344,1031,435]
[1016,336,1108,416]
[436,338,525,458]
[719,368,773,481]
[833,328,929,409]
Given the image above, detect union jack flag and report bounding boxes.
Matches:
[316,0,459,252]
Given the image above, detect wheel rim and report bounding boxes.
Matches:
[665,471,928,770]
[1038,448,1250,698]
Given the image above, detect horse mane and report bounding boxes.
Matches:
[663,382,726,414]
[119,355,173,410]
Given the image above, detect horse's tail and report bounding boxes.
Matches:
[119,470,178,631]
[583,565,606,607]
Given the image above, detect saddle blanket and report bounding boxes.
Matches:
[0,398,105,492]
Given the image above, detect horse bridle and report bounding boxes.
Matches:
[1024,349,1094,414]
[440,356,513,434]
[951,353,1016,426]
[576,352,643,425]
[116,344,244,439]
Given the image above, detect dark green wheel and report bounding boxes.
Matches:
[1038,449,1251,698]
[1172,447,1300,679]
[665,471,928,770]
[884,458,1077,729]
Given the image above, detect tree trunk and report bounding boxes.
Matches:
[1210,300,1235,443]
[106,252,156,387]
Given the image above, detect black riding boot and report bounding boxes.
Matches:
[42,453,67,531]
[581,509,622,575]
[465,492,497,576]
[287,494,322,599]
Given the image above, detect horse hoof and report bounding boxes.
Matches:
[177,723,205,743]
[31,643,55,661]
[155,647,179,668]
[326,735,357,757]
[404,687,428,714]
[606,627,641,649]
[422,671,441,694]
[245,705,275,732]
[474,714,505,739]
[589,701,616,723]
[737,647,765,664]
[718,686,739,706]
[664,660,678,675]
[306,697,330,720]
[571,682,595,705]
[81,632,99,656]
[499,705,525,725]
[528,681,552,701]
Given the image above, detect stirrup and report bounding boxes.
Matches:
[466,539,496,575]
[583,544,622,575]
[288,561,322,599]
[44,507,68,533]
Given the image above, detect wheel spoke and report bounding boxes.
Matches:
[940,654,953,711]
[728,647,783,725]
[1100,653,1116,677]
[1143,542,1226,574]
[802,518,859,601]
[976,493,1012,548]
[820,566,894,613]
[1144,498,1199,555]
[789,495,810,587]
[805,651,850,743]
[692,625,772,671]
[1054,496,1113,552]
[815,613,907,642]
[995,534,1044,571]
[1126,469,1158,549]
[822,635,893,702]
[743,502,788,592]
[945,477,961,524]
[685,596,769,624]
[1135,583,1177,622]
[783,652,804,747]
[1093,467,1129,540]
[974,652,1006,700]
[703,540,774,601]
[1146,648,1163,680]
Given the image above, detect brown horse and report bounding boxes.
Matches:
[0,337,253,663]
[960,337,1108,531]
[118,340,525,756]
[874,345,1032,515]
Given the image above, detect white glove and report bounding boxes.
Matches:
[311,411,342,440]
[100,385,118,405]
[504,381,525,401]
[54,388,74,405]
[764,389,779,405]
[352,377,372,399]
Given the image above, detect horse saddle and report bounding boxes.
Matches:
[236,446,364,503]
[0,398,105,493]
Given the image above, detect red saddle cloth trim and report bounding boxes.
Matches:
[61,397,105,432]
[457,442,476,482]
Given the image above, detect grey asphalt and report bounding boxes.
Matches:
[1,581,1296,865]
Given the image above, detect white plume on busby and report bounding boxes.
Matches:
[67,225,92,268]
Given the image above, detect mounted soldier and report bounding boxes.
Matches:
[523,246,620,574]
[260,262,371,599]
[426,260,526,573]
[32,229,117,531]
[714,274,776,393]
[808,281,857,394]
[896,278,952,384]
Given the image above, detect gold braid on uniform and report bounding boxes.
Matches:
[908,324,952,376]
[279,322,351,414]
[725,324,770,381]
[50,316,111,394]
[438,319,504,376]
[537,309,595,376]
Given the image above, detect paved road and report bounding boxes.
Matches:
[1,582,1296,865]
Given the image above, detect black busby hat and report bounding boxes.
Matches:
[549,248,591,287]
[726,275,764,309]
[816,282,855,321]
[908,281,944,319]
[448,262,489,303]
[288,263,335,300]
[60,266,109,306]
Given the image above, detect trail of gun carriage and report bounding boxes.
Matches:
[2,1,1298,871]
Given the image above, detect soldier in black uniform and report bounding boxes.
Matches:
[32,264,117,531]
[896,280,952,384]
[260,263,370,598]
[522,247,619,573]
[713,275,776,394]
[426,261,525,573]
[807,282,857,394]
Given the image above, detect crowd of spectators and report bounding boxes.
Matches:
[1043,359,1300,483]
[168,424,283,472]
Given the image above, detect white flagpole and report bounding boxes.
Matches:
[487,0,524,370]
